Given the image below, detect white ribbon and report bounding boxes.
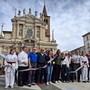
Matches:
[65,65,84,76]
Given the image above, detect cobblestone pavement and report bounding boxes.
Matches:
[0,75,90,90]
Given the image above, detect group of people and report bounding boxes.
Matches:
[0,46,90,89]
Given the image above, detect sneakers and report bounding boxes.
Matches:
[49,81,52,84]
[55,81,58,83]
[58,80,61,83]
[5,85,14,89]
[46,82,49,85]
[5,86,8,89]
[28,84,31,87]
[32,82,35,85]
[11,86,14,88]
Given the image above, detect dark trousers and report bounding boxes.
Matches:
[28,63,37,84]
[88,66,90,81]
[61,65,67,82]
[69,64,73,81]
[18,66,28,86]
[37,63,46,83]
[66,67,70,81]
[52,64,61,82]
[72,63,80,82]
[52,64,56,82]
[55,64,61,81]
[15,70,17,83]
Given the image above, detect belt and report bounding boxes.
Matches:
[7,62,15,65]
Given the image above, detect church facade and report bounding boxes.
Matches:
[0,4,57,54]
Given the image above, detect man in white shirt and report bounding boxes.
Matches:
[18,46,29,86]
[71,50,81,82]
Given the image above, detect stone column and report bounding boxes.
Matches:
[17,23,19,38]
[12,21,17,39]
[40,27,42,40]
[42,26,45,41]
[0,46,1,53]
[52,30,54,41]
[34,26,37,39]
[23,25,25,38]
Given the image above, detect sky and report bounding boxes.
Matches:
[0,0,90,51]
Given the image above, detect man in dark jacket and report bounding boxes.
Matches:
[37,48,46,84]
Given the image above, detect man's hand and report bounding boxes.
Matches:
[29,65,32,68]
[5,65,11,67]
[72,59,76,63]
[22,62,27,65]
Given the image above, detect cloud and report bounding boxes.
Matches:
[49,0,90,51]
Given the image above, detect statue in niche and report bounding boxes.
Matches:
[18,10,21,15]
[19,29,23,36]
[23,9,26,14]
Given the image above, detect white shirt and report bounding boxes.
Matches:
[4,54,18,72]
[5,54,17,62]
[80,56,89,67]
[65,56,70,67]
[72,54,80,64]
[61,57,66,65]
[68,56,72,64]
[18,51,28,67]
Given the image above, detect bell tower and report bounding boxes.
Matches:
[43,1,50,40]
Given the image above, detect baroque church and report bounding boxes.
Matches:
[0,3,57,54]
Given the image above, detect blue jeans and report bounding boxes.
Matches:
[46,64,53,82]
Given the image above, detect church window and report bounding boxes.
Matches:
[45,31,47,35]
[44,19,48,29]
[44,19,48,24]
[37,26,40,38]
[45,24,48,29]
[86,36,88,41]
[44,19,46,22]
[87,43,90,48]
[37,31,39,38]
[46,20,48,24]
[19,24,23,29]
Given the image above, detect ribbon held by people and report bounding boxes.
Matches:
[19,57,56,72]
[65,65,84,76]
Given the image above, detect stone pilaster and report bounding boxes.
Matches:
[40,27,42,40]
[23,25,25,38]
[12,21,17,39]
[17,23,19,38]
[34,26,37,39]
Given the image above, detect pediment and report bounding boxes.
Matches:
[25,15,35,23]
[16,15,34,23]
[16,15,43,23]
